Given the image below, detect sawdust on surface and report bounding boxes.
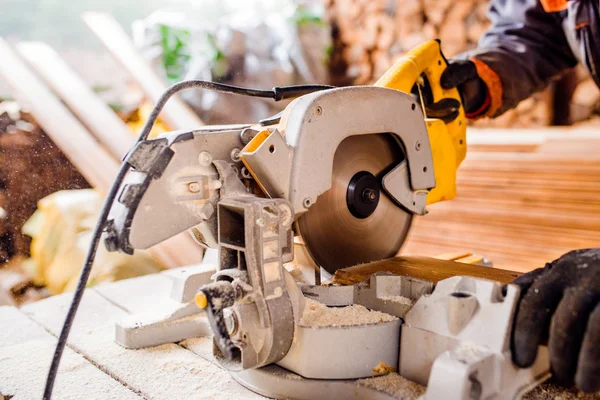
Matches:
[380,295,413,305]
[357,373,426,399]
[299,298,397,327]
[523,383,600,399]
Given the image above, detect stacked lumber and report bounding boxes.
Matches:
[326,0,490,84]
[0,37,204,273]
[325,0,553,128]
[401,129,600,273]
[0,102,89,263]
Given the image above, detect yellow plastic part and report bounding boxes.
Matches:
[374,40,466,205]
[195,292,208,309]
[239,129,272,195]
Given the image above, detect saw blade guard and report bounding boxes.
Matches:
[375,39,467,205]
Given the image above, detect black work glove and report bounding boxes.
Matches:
[511,249,600,393]
[440,60,489,116]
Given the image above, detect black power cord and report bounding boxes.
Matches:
[42,80,333,399]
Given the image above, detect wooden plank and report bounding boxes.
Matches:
[333,256,522,286]
[22,286,262,399]
[82,12,205,131]
[0,38,119,191]
[17,41,133,160]
[0,306,141,400]
[0,39,202,269]
[18,41,203,268]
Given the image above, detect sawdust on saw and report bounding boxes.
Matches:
[357,373,426,399]
[380,295,413,305]
[299,298,397,327]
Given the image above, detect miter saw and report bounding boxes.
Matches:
[45,41,551,400]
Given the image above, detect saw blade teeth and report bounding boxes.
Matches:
[296,133,412,274]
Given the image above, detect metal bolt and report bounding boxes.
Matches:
[188,182,201,193]
[198,151,212,166]
[415,141,421,151]
[362,188,377,203]
[240,128,259,145]
[316,106,322,115]
[241,167,252,179]
[224,309,238,336]
[230,148,241,162]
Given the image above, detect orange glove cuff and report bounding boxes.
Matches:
[470,58,503,118]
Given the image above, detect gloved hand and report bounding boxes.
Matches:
[440,59,489,117]
[511,249,600,392]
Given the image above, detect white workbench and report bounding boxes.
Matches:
[0,272,264,399]
[0,270,591,400]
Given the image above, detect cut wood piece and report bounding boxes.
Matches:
[17,41,134,159]
[332,256,521,286]
[82,12,204,131]
[0,38,119,190]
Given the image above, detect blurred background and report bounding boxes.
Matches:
[1,0,599,307]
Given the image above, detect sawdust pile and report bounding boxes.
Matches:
[524,383,600,399]
[380,295,413,306]
[0,101,89,264]
[357,373,426,399]
[299,298,397,327]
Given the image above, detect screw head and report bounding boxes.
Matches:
[316,106,322,115]
[415,141,421,151]
[198,151,212,166]
[188,182,201,193]
[362,188,377,203]
[230,148,241,162]
[224,309,238,335]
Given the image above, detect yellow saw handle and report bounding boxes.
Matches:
[374,40,466,205]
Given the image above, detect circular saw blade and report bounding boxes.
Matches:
[296,133,412,274]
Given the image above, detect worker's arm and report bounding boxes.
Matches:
[511,249,600,393]
[442,0,578,118]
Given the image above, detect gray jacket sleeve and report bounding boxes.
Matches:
[461,0,578,117]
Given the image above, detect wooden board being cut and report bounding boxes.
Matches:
[333,256,522,286]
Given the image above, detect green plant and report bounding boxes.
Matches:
[159,24,192,82]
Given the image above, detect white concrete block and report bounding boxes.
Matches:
[0,306,49,347]
[94,273,173,314]
[0,338,142,400]
[0,307,140,400]
[180,336,219,366]
[22,286,263,399]
[21,289,128,340]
